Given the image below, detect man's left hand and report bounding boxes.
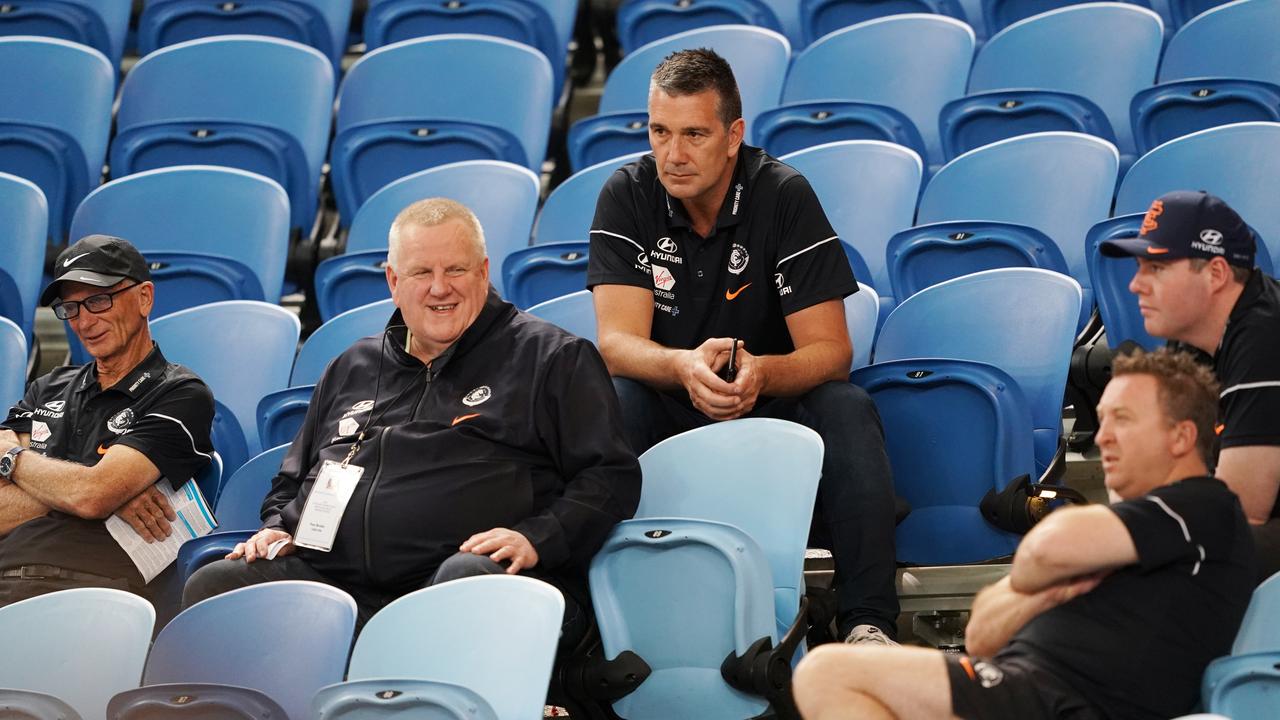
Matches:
[460,527,540,574]
[114,484,176,543]
[716,345,765,421]
[0,429,17,453]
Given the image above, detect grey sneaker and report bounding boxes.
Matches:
[844,623,899,646]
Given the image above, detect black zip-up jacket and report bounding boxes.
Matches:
[261,290,641,594]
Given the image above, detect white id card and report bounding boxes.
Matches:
[293,460,365,552]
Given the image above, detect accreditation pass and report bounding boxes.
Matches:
[293,460,365,552]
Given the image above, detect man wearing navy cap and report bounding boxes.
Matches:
[0,235,214,606]
[1100,190,1280,583]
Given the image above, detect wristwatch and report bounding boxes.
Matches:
[0,446,24,480]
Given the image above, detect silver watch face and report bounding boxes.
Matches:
[0,455,13,477]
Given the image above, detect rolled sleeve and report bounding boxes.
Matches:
[111,380,215,490]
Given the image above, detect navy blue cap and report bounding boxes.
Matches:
[1100,190,1255,268]
[40,235,152,306]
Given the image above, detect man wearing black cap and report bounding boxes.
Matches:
[1101,190,1280,583]
[0,235,214,606]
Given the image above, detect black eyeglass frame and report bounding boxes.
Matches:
[51,283,140,320]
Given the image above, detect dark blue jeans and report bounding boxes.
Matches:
[613,378,900,638]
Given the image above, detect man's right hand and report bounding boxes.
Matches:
[227,528,295,563]
[679,338,743,420]
[115,484,176,543]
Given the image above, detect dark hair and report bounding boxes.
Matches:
[1188,257,1252,285]
[1111,348,1221,464]
[650,48,743,126]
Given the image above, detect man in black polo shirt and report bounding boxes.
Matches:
[587,48,899,644]
[1100,190,1280,584]
[0,235,214,606]
[793,349,1255,720]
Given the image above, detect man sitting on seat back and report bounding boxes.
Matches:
[793,348,1255,720]
[184,198,641,639]
[0,235,214,606]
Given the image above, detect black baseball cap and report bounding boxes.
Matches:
[1100,190,1255,268]
[40,235,152,306]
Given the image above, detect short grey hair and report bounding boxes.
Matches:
[387,197,487,269]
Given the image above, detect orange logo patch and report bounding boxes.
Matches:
[451,413,481,427]
[96,444,109,456]
[1140,199,1164,235]
[1145,246,1170,255]
[725,283,751,301]
[1215,423,1225,436]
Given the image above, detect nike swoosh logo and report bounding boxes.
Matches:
[1215,423,1225,435]
[725,283,751,300]
[452,413,480,426]
[1146,247,1170,255]
[96,444,109,455]
[63,252,92,267]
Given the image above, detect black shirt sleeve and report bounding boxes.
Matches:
[772,174,858,316]
[1,376,41,434]
[112,379,215,490]
[587,166,653,291]
[1217,318,1280,448]
[1112,478,1244,573]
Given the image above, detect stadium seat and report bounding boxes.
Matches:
[0,172,46,345]
[847,282,879,371]
[566,111,649,173]
[782,15,974,169]
[982,0,1169,36]
[536,152,646,245]
[1132,80,1280,156]
[503,242,591,309]
[0,0,131,66]
[1200,571,1280,718]
[1115,122,1280,267]
[256,386,313,450]
[112,36,334,234]
[192,449,225,512]
[311,575,563,720]
[779,140,924,322]
[70,166,292,310]
[0,690,82,720]
[591,418,823,718]
[1231,570,1280,656]
[109,581,357,720]
[873,267,1082,476]
[756,100,928,161]
[0,37,113,240]
[0,316,26,415]
[331,34,552,222]
[137,0,353,70]
[293,298,395,386]
[528,290,596,344]
[596,26,790,144]
[1169,0,1239,30]
[616,0,785,54]
[316,160,540,319]
[211,400,249,479]
[801,0,968,46]
[150,301,301,456]
[954,3,1162,170]
[0,588,154,720]
[917,131,1118,330]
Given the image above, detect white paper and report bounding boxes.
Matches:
[106,478,217,583]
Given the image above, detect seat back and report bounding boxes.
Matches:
[536,151,647,245]
[756,100,929,161]
[346,575,564,720]
[527,290,597,343]
[940,89,1118,163]
[1202,651,1280,719]
[293,298,394,386]
[144,581,357,720]
[215,443,289,531]
[71,165,292,305]
[0,0,131,65]
[1130,79,1280,156]
[0,316,24,412]
[0,689,82,720]
[847,282,880,370]
[0,587,154,719]
[784,15,974,167]
[1232,570,1280,655]
[313,678,496,720]
[1161,0,1280,84]
[616,0,785,53]
[138,0,354,68]
[257,386,314,449]
[566,111,650,173]
[0,172,46,343]
[150,301,301,455]
[875,268,1081,472]
[801,0,968,46]
[502,242,591,309]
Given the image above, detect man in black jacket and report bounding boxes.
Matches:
[184,198,642,636]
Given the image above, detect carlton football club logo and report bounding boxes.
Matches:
[728,243,750,275]
[107,408,135,435]
[463,386,492,407]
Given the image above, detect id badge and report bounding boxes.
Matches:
[293,460,365,552]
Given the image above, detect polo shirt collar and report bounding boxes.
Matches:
[663,153,748,234]
[1228,268,1266,327]
[77,344,167,397]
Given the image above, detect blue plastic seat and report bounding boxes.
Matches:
[847,282,879,371]
[0,0,131,66]
[0,588,154,720]
[0,37,113,240]
[536,152,646,245]
[1232,570,1280,656]
[109,684,288,719]
[801,0,968,45]
[0,689,82,720]
[616,0,785,54]
[874,267,1082,475]
[150,301,301,456]
[1169,0,1243,31]
[957,3,1162,169]
[502,242,591,309]
[312,575,563,720]
[528,290,596,344]
[597,26,790,144]
[257,386,314,450]
[756,100,928,160]
[780,140,924,322]
[191,449,225,512]
[112,36,334,234]
[1200,570,1280,718]
[112,581,357,720]
[591,418,824,718]
[70,166,292,309]
[565,111,649,173]
[982,0,1169,36]
[1115,122,1280,268]
[917,131,1117,329]
[1132,80,1280,156]
[783,14,974,170]
[210,399,249,479]
[0,172,46,345]
[293,298,394,386]
[138,0,353,70]
[0,317,26,428]
[331,34,552,222]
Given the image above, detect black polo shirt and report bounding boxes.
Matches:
[586,145,857,356]
[0,345,214,585]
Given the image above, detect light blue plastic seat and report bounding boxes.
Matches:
[502,242,591,309]
[210,400,249,479]
[151,301,300,455]
[536,152,646,245]
[112,36,334,234]
[315,679,495,720]
[0,37,113,240]
[0,316,24,412]
[312,575,564,720]
[846,282,879,370]
[70,166,292,309]
[0,689,82,720]
[293,298,394,386]
[138,0,353,70]
[783,15,974,169]
[1230,570,1280,656]
[0,172,46,345]
[616,0,785,54]
[780,140,924,322]
[257,386,313,450]
[917,131,1117,329]
[1200,571,1280,718]
[756,100,928,161]
[527,290,596,344]
[331,34,552,222]
[0,0,131,66]
[0,588,154,720]
[565,111,649,173]
[801,0,968,45]
[1169,0,1240,30]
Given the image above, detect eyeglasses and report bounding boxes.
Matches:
[52,284,139,320]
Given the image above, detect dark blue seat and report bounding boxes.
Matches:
[256,386,313,450]
[940,90,1116,163]
[755,100,927,160]
[535,152,645,245]
[502,242,590,310]
[801,0,967,45]
[0,0,131,66]
[616,0,785,53]
[1132,80,1280,156]
[565,110,648,174]
[0,172,46,345]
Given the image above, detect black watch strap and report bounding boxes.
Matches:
[0,445,24,480]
